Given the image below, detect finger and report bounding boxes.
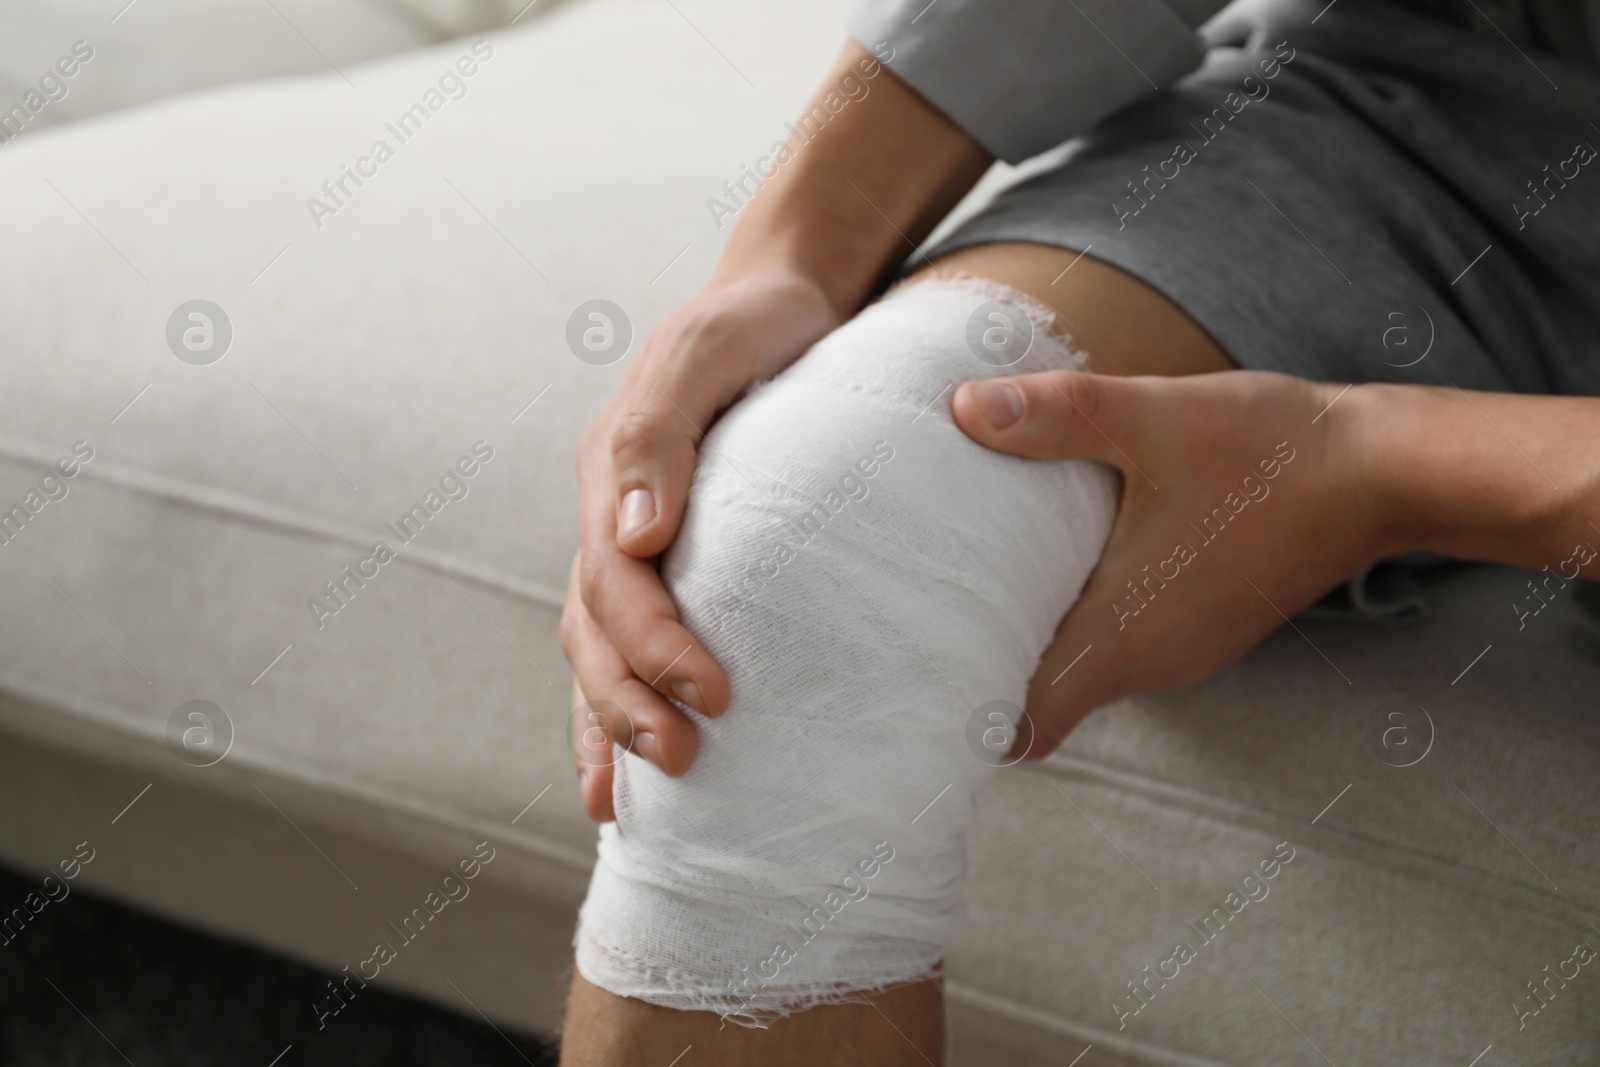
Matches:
[951,369,1142,465]
[1008,515,1159,758]
[563,556,701,780]
[569,678,615,823]
[610,341,749,559]
[1011,579,1129,759]
[579,456,731,717]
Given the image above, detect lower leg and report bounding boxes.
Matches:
[903,241,1235,377]
[561,973,942,1066]
[561,242,1232,1067]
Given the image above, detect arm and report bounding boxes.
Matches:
[569,0,1231,820]
[949,370,1600,753]
[564,41,990,821]
[1362,384,1600,572]
[851,0,1220,163]
[707,42,993,320]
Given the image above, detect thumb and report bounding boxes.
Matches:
[952,369,1141,466]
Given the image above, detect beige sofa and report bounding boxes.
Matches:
[1,0,1597,1063]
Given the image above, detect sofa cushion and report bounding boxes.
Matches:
[0,0,840,1024]
[0,0,543,139]
[0,0,1597,1063]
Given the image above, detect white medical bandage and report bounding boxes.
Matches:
[574,279,1118,1023]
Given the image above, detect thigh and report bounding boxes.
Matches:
[904,241,1236,379]
[920,0,1600,396]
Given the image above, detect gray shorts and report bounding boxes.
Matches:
[928,0,1600,395]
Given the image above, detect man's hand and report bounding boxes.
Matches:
[562,269,840,822]
[951,369,1393,756]
[559,41,991,822]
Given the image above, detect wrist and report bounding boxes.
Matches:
[1341,383,1426,559]
[1345,381,1578,568]
[707,249,836,316]
[700,258,844,337]
[705,41,991,322]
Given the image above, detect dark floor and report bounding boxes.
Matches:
[0,863,560,1066]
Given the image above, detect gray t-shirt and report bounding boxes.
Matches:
[847,0,1598,162]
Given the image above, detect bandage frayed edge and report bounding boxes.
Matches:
[578,933,946,1028]
[686,274,1090,503]
[885,273,1090,374]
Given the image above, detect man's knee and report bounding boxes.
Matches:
[575,279,1118,1022]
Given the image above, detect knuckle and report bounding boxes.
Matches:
[558,602,581,659]
[610,408,666,471]
[1045,369,1099,424]
[576,424,601,474]
[675,305,740,354]
[642,634,690,689]
[576,553,608,615]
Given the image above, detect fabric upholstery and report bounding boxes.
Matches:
[0,0,1595,1062]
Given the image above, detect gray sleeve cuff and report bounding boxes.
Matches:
[847,0,1214,163]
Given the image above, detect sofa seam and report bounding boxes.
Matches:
[0,435,567,612]
[1024,752,1596,917]
[0,667,598,880]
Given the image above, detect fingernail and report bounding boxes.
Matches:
[670,679,704,713]
[633,730,661,768]
[972,382,1023,430]
[618,488,655,541]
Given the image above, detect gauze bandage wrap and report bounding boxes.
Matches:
[574,279,1118,1022]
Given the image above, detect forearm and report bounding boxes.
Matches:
[1358,383,1600,578]
[709,40,992,319]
